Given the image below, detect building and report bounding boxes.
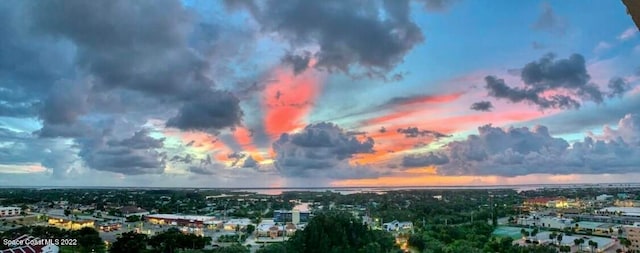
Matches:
[224,218,252,231]
[624,222,640,253]
[0,206,21,217]
[274,210,310,224]
[119,206,149,217]
[145,214,218,228]
[529,232,615,252]
[614,199,640,207]
[382,220,413,232]
[48,217,94,230]
[596,194,614,202]
[0,234,59,253]
[597,207,640,217]
[518,215,574,230]
[522,197,578,209]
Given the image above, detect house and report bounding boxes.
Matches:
[0,234,60,253]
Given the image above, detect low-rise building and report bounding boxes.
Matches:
[48,217,94,230]
[0,206,21,217]
[224,218,252,231]
[596,194,614,202]
[624,222,640,253]
[274,209,311,224]
[382,220,413,232]
[119,206,149,217]
[145,214,218,228]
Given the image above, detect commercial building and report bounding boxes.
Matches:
[48,217,94,230]
[224,218,252,231]
[597,207,640,217]
[517,215,574,230]
[145,214,219,228]
[274,209,310,224]
[0,206,21,217]
[526,232,615,252]
[624,222,640,253]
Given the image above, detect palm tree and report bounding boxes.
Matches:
[531,228,539,241]
[588,240,598,253]
[549,232,557,244]
[621,238,631,252]
[574,238,584,252]
[521,228,528,239]
[556,233,563,246]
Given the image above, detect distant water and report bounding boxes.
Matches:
[2,183,640,195]
[232,183,640,195]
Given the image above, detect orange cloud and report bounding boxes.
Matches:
[232,127,264,161]
[263,67,324,139]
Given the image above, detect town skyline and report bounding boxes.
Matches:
[1,0,639,188]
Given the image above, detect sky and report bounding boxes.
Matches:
[1,0,639,188]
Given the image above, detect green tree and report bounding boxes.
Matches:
[285,212,397,253]
[212,244,250,253]
[73,227,105,253]
[245,224,256,235]
[110,231,148,253]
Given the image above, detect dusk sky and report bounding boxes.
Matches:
[1,0,639,188]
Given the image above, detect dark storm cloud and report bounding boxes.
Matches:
[402,152,449,167]
[78,129,166,175]
[166,90,243,132]
[470,101,493,111]
[484,54,620,110]
[272,122,379,179]
[226,0,424,79]
[36,122,94,139]
[282,51,311,75]
[532,3,567,36]
[27,0,245,134]
[396,127,450,139]
[39,79,90,125]
[404,114,640,176]
[0,1,73,118]
[607,78,631,98]
[29,0,209,95]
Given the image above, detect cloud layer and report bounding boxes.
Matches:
[403,114,640,176]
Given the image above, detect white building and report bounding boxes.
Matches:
[0,206,21,217]
[596,194,614,202]
[518,215,574,229]
[382,220,413,232]
[224,218,252,231]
